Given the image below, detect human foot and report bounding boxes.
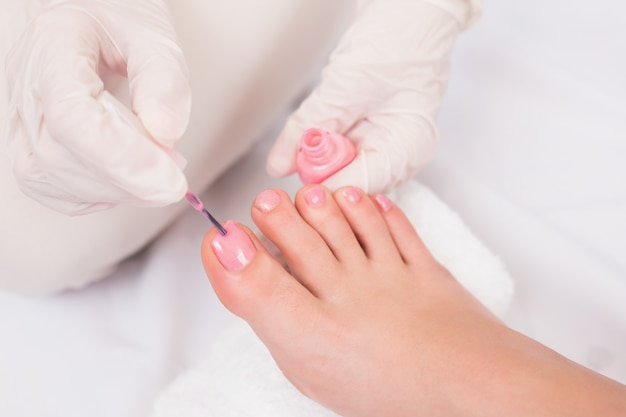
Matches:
[201,185,626,417]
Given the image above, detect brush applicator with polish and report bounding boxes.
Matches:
[184,190,227,235]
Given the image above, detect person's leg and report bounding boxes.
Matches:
[201,185,626,417]
[0,1,353,295]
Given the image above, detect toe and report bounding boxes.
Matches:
[201,221,320,338]
[251,188,342,296]
[294,185,366,264]
[372,193,431,265]
[333,187,402,263]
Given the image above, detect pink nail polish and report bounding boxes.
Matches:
[304,185,326,206]
[375,194,394,212]
[342,186,362,204]
[296,128,357,184]
[254,189,281,213]
[211,221,256,271]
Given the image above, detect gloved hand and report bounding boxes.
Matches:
[267,0,480,194]
[5,0,191,215]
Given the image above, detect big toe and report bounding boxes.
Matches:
[201,221,319,342]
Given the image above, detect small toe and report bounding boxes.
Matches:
[333,187,402,263]
[372,193,431,266]
[294,185,366,264]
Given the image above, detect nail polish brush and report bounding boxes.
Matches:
[184,190,227,235]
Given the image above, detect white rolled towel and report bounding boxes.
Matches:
[152,179,514,417]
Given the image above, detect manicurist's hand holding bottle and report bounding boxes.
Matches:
[268,0,481,194]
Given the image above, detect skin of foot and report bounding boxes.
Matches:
[201,185,626,417]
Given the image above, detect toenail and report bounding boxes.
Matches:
[375,194,393,212]
[211,220,257,271]
[254,189,281,213]
[342,187,362,204]
[304,185,326,207]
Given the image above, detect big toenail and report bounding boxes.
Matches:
[375,194,394,212]
[254,189,281,213]
[304,185,326,206]
[342,187,362,204]
[211,221,257,270]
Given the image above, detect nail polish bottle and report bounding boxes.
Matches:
[296,128,357,184]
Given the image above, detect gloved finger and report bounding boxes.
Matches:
[9,91,187,215]
[122,10,191,148]
[8,8,106,126]
[10,94,188,215]
[321,115,436,194]
[8,112,116,214]
[53,91,187,201]
[85,0,191,148]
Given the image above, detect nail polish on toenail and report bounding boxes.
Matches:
[211,221,257,271]
[375,194,394,212]
[304,185,326,207]
[342,186,362,204]
[254,189,280,213]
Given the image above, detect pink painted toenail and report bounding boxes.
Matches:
[342,186,362,204]
[304,185,326,207]
[375,194,394,212]
[254,189,280,213]
[211,221,256,271]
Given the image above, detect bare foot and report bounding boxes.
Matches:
[201,185,626,417]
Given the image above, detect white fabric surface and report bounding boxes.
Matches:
[1,0,625,416]
[425,0,626,384]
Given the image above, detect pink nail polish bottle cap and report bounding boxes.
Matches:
[296,128,356,184]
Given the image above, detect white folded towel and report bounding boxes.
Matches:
[152,179,514,417]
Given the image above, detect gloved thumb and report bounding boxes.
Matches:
[321,116,437,195]
[126,42,191,148]
[87,1,193,149]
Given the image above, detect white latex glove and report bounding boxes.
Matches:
[5,0,191,214]
[267,0,480,194]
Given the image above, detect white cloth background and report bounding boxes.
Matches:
[1,0,625,416]
[421,0,626,382]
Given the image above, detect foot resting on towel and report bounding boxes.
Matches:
[201,185,626,417]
